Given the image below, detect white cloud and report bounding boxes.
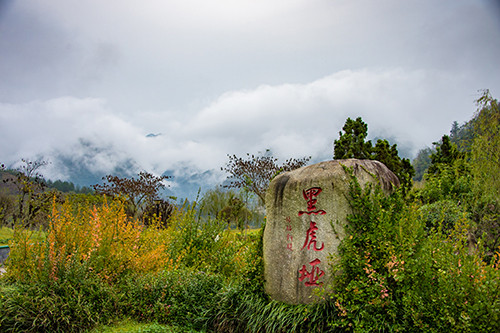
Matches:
[188,67,474,161]
[1,0,499,196]
[0,97,144,178]
[0,67,480,183]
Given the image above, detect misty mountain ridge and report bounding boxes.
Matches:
[30,139,225,202]
[9,129,417,202]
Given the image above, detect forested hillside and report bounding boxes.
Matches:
[412,91,493,181]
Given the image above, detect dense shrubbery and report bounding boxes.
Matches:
[3,171,497,332]
[0,197,261,332]
[327,174,499,332]
[320,92,500,331]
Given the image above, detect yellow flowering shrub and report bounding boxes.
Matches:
[6,196,252,285]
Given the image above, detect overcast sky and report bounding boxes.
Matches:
[1,0,500,186]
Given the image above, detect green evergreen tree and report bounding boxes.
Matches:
[333,117,414,194]
[333,117,373,159]
[372,139,400,173]
[428,135,462,175]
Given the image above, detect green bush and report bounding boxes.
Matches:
[326,172,499,332]
[0,275,119,333]
[166,201,243,277]
[418,160,472,204]
[419,199,467,234]
[119,269,226,331]
[400,227,499,332]
[0,268,228,333]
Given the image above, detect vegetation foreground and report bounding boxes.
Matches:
[0,91,499,332]
[1,182,498,332]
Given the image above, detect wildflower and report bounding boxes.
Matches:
[335,300,347,317]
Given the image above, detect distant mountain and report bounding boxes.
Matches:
[46,138,139,186]
[146,133,162,138]
[162,165,226,202]
[40,139,225,201]
[9,131,418,201]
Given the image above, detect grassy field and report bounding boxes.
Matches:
[0,227,13,246]
[88,318,201,333]
[0,227,46,247]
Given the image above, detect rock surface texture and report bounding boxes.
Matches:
[263,159,399,304]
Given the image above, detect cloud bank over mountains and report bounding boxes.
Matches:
[1,0,499,197]
[1,67,479,184]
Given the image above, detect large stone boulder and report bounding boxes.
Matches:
[263,159,399,304]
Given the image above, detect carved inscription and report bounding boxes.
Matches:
[301,221,324,251]
[298,187,325,286]
[298,187,326,216]
[298,258,325,286]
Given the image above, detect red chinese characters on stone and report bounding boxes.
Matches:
[298,258,325,286]
[301,221,324,251]
[297,187,326,287]
[298,187,326,216]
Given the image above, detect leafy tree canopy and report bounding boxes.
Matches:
[222,151,310,205]
[93,171,171,220]
[2,159,49,228]
[416,90,500,256]
[470,89,500,206]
